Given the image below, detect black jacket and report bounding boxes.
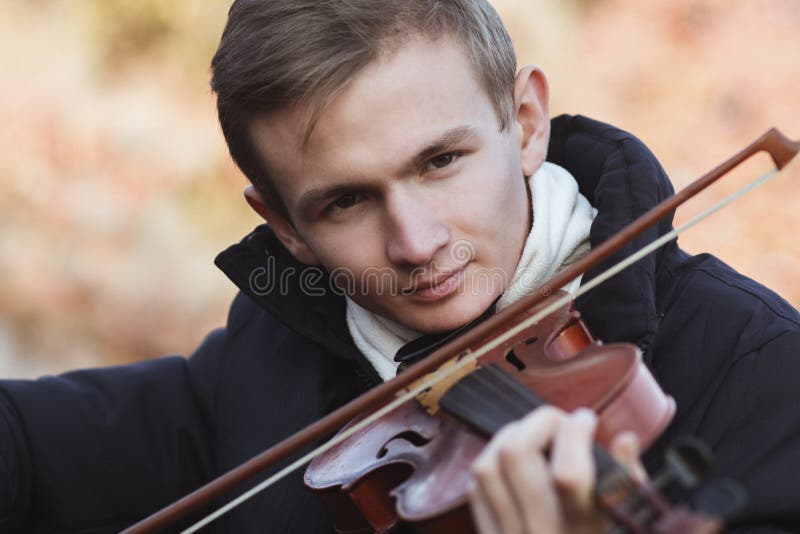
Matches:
[1,115,799,533]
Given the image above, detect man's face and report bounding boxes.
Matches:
[250,36,544,333]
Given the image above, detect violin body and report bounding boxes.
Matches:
[305,293,676,533]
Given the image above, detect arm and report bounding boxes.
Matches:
[698,331,800,532]
[0,327,227,533]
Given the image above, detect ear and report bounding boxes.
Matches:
[513,65,550,177]
[243,185,320,265]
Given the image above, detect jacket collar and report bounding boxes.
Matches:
[214,115,676,362]
[548,115,675,359]
[214,225,360,362]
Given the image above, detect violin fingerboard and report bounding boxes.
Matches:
[439,363,620,476]
[438,363,540,435]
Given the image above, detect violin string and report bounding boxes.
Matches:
[460,368,660,527]
[444,364,540,433]
[182,166,781,533]
[439,370,507,433]
[459,365,532,421]
[466,367,644,501]
[478,364,542,419]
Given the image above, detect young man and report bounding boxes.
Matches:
[1,1,799,533]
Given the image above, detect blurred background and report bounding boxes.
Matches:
[1,0,799,377]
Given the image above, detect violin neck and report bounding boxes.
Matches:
[438,363,623,477]
[438,364,722,533]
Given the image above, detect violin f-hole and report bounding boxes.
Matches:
[377,431,432,459]
[505,350,527,371]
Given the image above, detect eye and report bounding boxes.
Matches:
[330,192,361,211]
[429,152,457,169]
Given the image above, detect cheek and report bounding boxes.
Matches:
[460,157,527,237]
[308,228,387,287]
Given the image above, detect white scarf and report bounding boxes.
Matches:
[347,162,597,380]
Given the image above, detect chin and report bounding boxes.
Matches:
[408,297,496,334]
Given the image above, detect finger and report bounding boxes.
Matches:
[471,421,527,534]
[549,408,598,514]
[502,442,560,534]
[468,480,503,534]
[610,431,648,483]
[472,406,565,534]
[475,405,563,462]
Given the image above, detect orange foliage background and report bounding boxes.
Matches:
[1,1,799,377]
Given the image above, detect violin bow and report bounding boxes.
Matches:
[122,128,799,534]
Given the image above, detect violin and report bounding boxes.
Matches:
[123,129,799,533]
[305,294,721,533]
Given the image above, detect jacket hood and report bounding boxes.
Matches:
[548,115,676,353]
[214,115,677,361]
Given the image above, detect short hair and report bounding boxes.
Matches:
[210,0,517,218]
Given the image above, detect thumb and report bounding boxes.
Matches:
[610,431,648,483]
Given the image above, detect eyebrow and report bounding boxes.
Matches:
[295,125,479,216]
[406,125,479,174]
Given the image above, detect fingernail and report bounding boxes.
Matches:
[572,407,597,424]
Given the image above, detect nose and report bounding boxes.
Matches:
[385,191,449,267]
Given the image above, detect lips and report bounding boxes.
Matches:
[410,265,467,301]
[416,270,458,289]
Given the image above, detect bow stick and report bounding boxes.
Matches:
[123,128,799,534]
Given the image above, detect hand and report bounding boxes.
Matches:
[468,406,645,534]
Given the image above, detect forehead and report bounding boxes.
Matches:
[249,35,500,201]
